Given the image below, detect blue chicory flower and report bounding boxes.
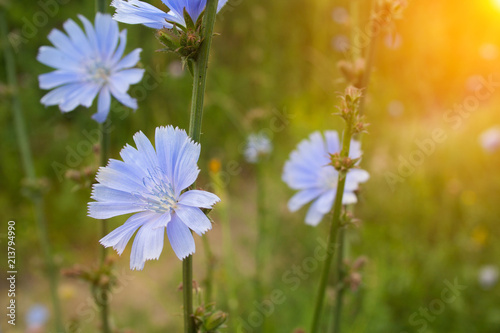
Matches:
[26,305,49,329]
[244,132,273,164]
[88,126,220,270]
[111,0,229,29]
[282,131,369,226]
[37,13,145,123]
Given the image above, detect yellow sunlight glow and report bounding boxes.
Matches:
[494,0,500,10]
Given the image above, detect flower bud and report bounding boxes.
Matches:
[329,153,360,173]
[204,311,228,331]
[156,9,205,64]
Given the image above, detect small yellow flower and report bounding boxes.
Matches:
[209,158,222,174]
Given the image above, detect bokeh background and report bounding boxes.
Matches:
[1,0,500,332]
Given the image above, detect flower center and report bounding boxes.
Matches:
[135,168,178,214]
[85,60,111,84]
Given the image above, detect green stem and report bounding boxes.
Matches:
[96,0,107,13]
[188,0,219,142]
[0,10,64,333]
[254,161,266,331]
[95,2,111,332]
[184,1,219,332]
[182,256,194,333]
[97,122,111,333]
[310,126,353,333]
[331,226,346,333]
[99,121,110,266]
[255,162,266,293]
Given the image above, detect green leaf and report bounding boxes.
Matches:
[183,7,195,31]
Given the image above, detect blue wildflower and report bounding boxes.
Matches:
[25,305,49,329]
[37,13,145,123]
[244,132,273,163]
[88,126,220,270]
[111,0,229,29]
[283,131,369,226]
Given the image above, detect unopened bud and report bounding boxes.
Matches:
[204,311,228,331]
[329,153,360,172]
[345,86,362,104]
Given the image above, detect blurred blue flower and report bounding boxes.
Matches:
[244,132,273,163]
[112,0,229,29]
[37,13,145,123]
[88,126,220,269]
[25,304,49,329]
[282,131,369,226]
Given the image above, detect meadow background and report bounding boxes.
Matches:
[1,0,500,332]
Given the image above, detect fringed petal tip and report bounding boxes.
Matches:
[156,125,201,146]
[177,249,195,261]
[129,256,165,271]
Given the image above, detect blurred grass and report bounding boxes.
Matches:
[1,0,500,332]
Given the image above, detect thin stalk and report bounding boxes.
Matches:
[254,161,266,332]
[1,10,64,333]
[96,122,111,333]
[96,0,107,13]
[95,3,111,333]
[182,256,194,333]
[255,162,266,297]
[99,120,110,266]
[331,226,346,333]
[188,0,219,142]
[184,1,219,332]
[310,126,353,333]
